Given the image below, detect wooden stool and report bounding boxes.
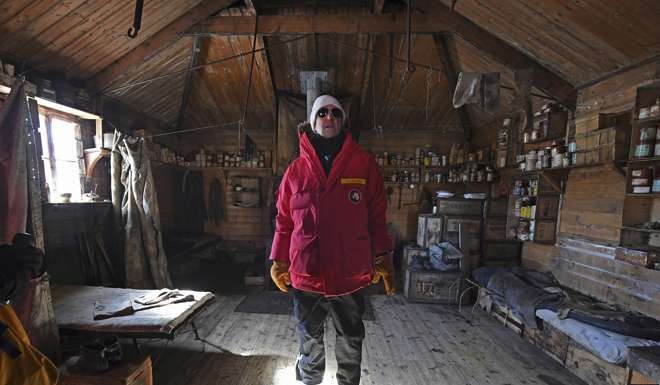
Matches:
[59,354,153,385]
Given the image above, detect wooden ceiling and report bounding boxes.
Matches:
[1,0,658,134]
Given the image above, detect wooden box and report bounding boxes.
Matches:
[575,113,616,136]
[404,269,463,304]
[436,199,483,216]
[60,355,153,385]
[444,216,481,233]
[417,214,443,248]
[614,246,657,268]
[484,217,507,240]
[534,220,557,243]
[403,244,429,270]
[536,195,560,219]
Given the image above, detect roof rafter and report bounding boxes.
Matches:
[188,5,576,109]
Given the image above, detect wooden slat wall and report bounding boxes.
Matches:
[558,165,625,244]
[201,168,272,246]
[523,239,660,320]
[521,61,660,318]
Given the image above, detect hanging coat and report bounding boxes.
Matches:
[270,131,393,296]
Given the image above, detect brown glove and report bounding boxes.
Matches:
[270,260,291,293]
[371,253,395,295]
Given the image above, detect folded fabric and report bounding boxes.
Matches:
[93,289,195,320]
[93,301,134,320]
[134,289,182,305]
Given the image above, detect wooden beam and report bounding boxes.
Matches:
[188,14,448,35]
[175,36,201,130]
[93,0,236,92]
[413,0,576,109]
[358,36,376,129]
[188,9,576,109]
[433,34,472,142]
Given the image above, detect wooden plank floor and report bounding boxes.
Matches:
[137,294,587,385]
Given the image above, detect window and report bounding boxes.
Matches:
[38,108,84,202]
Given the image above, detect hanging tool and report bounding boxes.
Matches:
[406,0,416,73]
[398,184,403,209]
[386,185,394,205]
[128,0,144,38]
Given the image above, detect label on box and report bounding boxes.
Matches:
[633,186,651,194]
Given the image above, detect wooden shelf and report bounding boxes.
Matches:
[621,226,660,233]
[625,193,660,197]
[628,156,660,163]
[523,135,564,145]
[632,116,660,125]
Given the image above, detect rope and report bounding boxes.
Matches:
[104,35,310,95]
[239,15,260,152]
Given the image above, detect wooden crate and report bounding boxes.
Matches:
[60,355,152,385]
[575,112,617,136]
[484,217,507,240]
[536,195,560,219]
[404,270,463,304]
[417,214,443,248]
[614,246,657,268]
[436,199,483,216]
[534,220,557,243]
[444,216,481,233]
[403,244,428,270]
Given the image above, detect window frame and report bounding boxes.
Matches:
[37,106,85,202]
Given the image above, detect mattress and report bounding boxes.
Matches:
[536,308,660,365]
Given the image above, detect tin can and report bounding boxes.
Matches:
[635,125,657,158]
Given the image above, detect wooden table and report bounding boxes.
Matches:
[52,285,215,340]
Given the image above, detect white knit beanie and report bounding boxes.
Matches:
[309,95,346,129]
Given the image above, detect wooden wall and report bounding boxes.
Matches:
[520,61,660,318]
[201,168,273,246]
[523,237,660,320]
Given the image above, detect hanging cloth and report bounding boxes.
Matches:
[208,178,224,225]
[111,131,172,289]
[0,81,28,244]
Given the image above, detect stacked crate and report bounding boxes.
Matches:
[574,112,630,166]
[403,199,484,304]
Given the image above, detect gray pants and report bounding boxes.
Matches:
[293,289,366,385]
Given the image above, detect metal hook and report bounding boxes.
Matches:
[127,0,144,39]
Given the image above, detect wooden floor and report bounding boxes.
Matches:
[138,294,586,385]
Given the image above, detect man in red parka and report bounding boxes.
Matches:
[270,94,395,385]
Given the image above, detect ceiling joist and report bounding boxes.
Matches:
[189,7,576,109]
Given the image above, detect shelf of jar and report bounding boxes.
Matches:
[628,156,660,163]
[379,164,420,169]
[625,193,660,197]
[523,135,565,145]
[621,226,660,233]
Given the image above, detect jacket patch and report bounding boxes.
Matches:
[348,189,362,204]
[340,178,366,185]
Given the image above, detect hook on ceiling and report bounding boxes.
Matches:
[128,0,144,38]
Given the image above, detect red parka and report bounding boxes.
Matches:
[270,131,393,296]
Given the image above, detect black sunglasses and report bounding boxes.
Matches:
[317,107,343,119]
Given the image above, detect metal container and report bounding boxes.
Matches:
[635,125,657,158]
